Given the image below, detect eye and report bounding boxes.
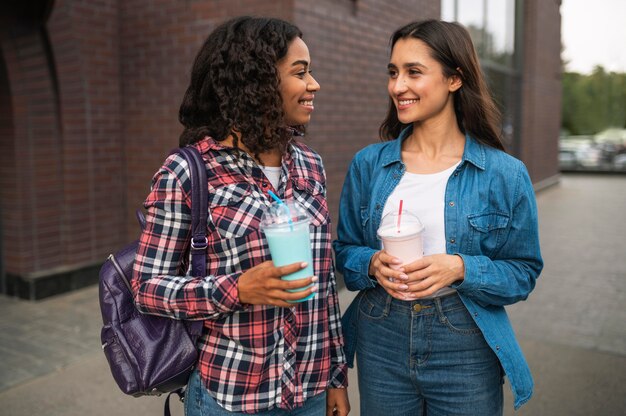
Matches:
[388,69,398,79]
[409,68,421,76]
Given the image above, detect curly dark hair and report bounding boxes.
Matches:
[179,16,303,156]
[380,20,505,151]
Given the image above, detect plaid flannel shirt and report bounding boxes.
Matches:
[132,136,348,412]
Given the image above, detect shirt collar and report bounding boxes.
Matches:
[380,125,486,170]
[462,133,486,170]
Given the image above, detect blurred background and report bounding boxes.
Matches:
[0,1,624,415]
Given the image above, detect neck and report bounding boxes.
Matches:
[405,118,464,159]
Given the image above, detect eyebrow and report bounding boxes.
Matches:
[387,62,427,70]
[291,60,309,68]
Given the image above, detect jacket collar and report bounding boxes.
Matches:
[381,125,486,171]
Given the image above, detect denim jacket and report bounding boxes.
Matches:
[333,127,543,409]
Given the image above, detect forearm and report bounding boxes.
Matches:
[453,254,541,306]
[134,271,244,320]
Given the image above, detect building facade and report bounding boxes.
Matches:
[0,0,561,299]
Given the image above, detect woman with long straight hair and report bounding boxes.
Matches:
[334,19,542,415]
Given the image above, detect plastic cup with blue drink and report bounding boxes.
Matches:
[260,192,316,302]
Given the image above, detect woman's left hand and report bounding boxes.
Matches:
[402,254,465,299]
[326,387,350,415]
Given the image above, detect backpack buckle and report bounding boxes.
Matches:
[191,236,208,250]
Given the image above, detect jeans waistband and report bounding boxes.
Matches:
[367,284,463,313]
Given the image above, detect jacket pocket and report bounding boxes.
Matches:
[467,211,510,256]
[209,184,260,239]
[291,177,329,227]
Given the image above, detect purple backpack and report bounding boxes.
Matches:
[99,147,206,414]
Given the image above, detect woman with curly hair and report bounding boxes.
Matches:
[132,16,350,416]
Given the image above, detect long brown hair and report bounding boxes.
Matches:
[379,20,504,151]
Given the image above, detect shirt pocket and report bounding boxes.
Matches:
[291,177,329,227]
[208,183,261,239]
[466,211,510,257]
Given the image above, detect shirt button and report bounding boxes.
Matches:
[450,238,456,244]
[285,315,294,324]
[449,201,455,207]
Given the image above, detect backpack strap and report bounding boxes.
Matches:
[173,146,207,340]
[177,146,209,278]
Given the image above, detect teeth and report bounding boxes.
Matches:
[399,99,418,105]
[300,100,313,106]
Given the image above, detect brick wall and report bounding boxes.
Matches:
[1,29,64,278]
[520,0,562,185]
[48,0,125,267]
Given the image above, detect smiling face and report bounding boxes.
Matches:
[387,38,461,125]
[277,37,320,126]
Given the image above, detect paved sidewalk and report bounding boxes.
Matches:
[0,174,625,415]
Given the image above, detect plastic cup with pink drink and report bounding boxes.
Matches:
[376,210,424,269]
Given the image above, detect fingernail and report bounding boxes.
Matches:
[310,285,318,292]
[300,262,308,268]
[311,275,318,282]
[398,274,408,280]
[399,284,409,290]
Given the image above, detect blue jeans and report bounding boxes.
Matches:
[184,369,327,415]
[356,286,503,416]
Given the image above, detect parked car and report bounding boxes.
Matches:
[614,154,626,170]
[559,149,579,170]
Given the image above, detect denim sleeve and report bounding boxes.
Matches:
[333,156,378,291]
[453,162,543,306]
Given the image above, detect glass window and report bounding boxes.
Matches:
[441,0,522,154]
[485,0,516,67]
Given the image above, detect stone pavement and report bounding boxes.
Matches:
[0,173,625,416]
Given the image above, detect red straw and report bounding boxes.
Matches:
[397,199,403,233]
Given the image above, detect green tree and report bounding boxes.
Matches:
[562,66,626,135]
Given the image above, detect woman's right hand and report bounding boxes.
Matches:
[238,261,318,307]
[368,250,410,300]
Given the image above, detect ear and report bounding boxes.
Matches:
[448,74,463,92]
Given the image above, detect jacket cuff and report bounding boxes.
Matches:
[451,253,482,294]
[328,363,349,388]
[210,273,246,313]
[343,247,378,291]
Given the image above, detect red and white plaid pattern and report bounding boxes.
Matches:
[132,136,347,412]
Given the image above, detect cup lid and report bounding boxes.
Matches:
[376,210,424,240]
[260,199,310,228]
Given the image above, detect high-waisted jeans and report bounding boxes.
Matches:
[356,286,503,416]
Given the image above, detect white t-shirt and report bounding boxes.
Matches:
[382,161,461,298]
[260,166,282,191]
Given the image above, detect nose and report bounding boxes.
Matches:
[307,73,320,92]
[391,75,407,95]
